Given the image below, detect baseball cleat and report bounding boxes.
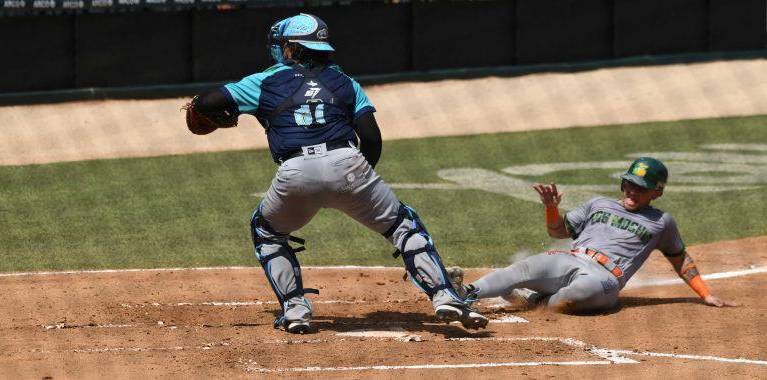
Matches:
[435,304,489,330]
[502,288,543,310]
[286,320,310,334]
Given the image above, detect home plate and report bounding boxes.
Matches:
[336,329,423,341]
[490,316,529,323]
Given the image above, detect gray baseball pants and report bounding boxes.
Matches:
[471,251,621,312]
[255,146,458,323]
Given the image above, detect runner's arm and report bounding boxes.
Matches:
[533,183,570,239]
[664,251,737,307]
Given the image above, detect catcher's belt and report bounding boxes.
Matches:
[277,139,357,163]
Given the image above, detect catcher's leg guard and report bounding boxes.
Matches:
[251,204,318,333]
[383,203,476,306]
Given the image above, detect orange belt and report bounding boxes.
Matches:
[572,247,624,278]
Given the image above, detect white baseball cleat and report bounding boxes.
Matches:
[435,304,489,330]
[286,320,310,334]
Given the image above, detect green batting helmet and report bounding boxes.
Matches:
[620,157,668,190]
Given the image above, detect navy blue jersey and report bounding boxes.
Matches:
[223,62,375,162]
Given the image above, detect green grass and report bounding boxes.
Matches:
[1,115,766,271]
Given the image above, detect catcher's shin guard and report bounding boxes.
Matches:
[250,205,318,329]
[383,203,473,304]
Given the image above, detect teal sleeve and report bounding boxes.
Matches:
[351,78,376,118]
[223,72,267,114]
[224,65,288,114]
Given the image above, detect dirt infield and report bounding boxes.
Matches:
[1,236,765,378]
[2,59,766,377]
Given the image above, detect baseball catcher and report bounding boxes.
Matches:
[183,13,486,333]
[454,157,737,313]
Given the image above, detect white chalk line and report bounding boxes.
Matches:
[609,350,767,365]
[448,337,637,364]
[245,336,636,373]
[245,335,767,373]
[245,336,621,373]
[3,264,766,285]
[119,299,401,308]
[0,265,404,277]
[116,299,526,323]
[246,360,613,373]
[44,323,134,330]
[29,334,767,370]
[626,265,767,289]
[31,342,231,355]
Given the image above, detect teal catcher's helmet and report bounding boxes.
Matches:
[267,13,334,63]
[620,157,669,191]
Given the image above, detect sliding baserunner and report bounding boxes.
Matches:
[454,157,737,313]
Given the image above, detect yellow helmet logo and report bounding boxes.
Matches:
[633,163,649,177]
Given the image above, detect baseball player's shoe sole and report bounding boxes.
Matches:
[286,320,310,334]
[435,304,488,329]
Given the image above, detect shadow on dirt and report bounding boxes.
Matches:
[482,296,703,317]
[308,311,494,338]
[617,296,703,310]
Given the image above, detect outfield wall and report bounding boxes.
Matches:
[1,0,765,94]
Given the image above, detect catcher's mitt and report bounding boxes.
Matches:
[182,96,238,135]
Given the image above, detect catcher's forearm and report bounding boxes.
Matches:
[670,251,711,298]
[354,112,382,168]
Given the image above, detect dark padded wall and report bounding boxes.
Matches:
[1,1,765,95]
[710,0,767,50]
[314,3,411,75]
[193,9,293,82]
[194,3,411,80]
[0,16,74,92]
[75,12,191,87]
[412,1,514,70]
[614,0,708,57]
[516,0,612,64]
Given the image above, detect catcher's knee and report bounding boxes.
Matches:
[250,203,281,249]
[384,203,468,303]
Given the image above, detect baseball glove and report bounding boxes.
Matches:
[182,96,238,135]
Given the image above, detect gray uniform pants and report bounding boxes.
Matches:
[472,251,621,313]
[256,146,457,323]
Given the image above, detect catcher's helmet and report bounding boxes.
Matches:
[620,157,668,191]
[269,13,333,52]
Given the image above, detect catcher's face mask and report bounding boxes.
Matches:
[267,19,289,64]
